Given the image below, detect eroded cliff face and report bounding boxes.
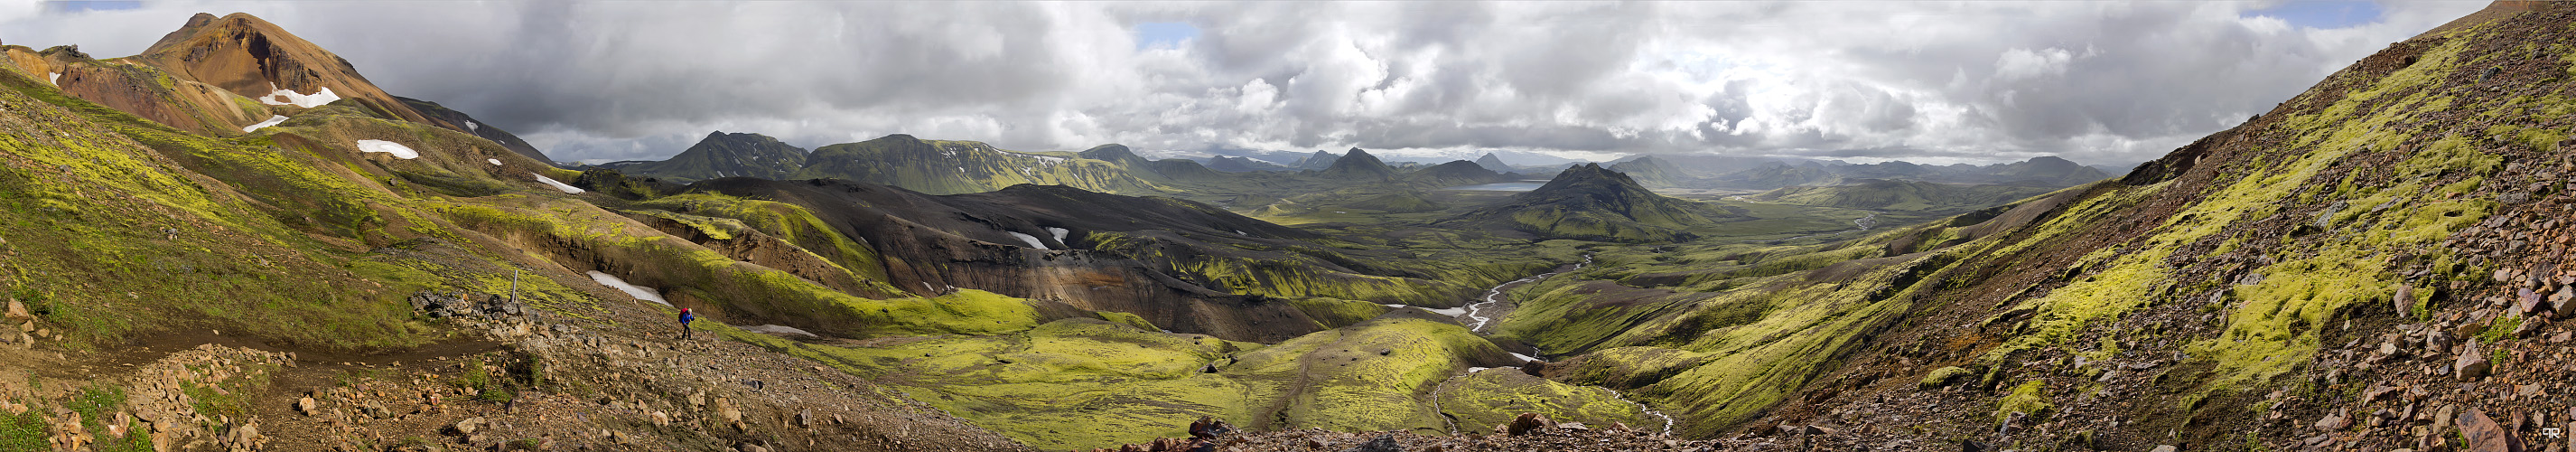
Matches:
[665,179,1383,343]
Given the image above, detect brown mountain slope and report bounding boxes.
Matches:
[129,13,435,125]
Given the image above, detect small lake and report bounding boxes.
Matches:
[1444,181,1551,192]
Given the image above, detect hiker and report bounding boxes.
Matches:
[678,307,695,339]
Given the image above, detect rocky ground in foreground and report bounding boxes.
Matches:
[1098,413,1999,452]
[2,290,1027,452]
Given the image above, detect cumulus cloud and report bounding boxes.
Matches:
[0,1,2487,165]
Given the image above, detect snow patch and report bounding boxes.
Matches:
[257,83,340,108]
[1425,306,1468,316]
[742,325,818,338]
[1045,227,1069,242]
[465,120,479,131]
[46,72,59,86]
[487,158,502,166]
[241,115,288,133]
[1466,367,1493,373]
[1233,230,1247,236]
[532,173,585,193]
[353,139,420,159]
[1006,231,1050,250]
[586,271,667,306]
[1511,353,1541,363]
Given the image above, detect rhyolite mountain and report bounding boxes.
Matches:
[1443,163,1745,242]
[611,131,808,182]
[1474,153,1514,173]
[133,13,459,132]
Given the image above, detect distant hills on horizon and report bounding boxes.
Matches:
[591,130,2127,193]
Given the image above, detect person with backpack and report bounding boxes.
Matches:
[678,307,695,339]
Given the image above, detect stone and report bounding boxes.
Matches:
[1520,360,1547,377]
[2555,286,2576,319]
[795,409,812,428]
[649,410,670,427]
[2433,405,2459,439]
[3,299,26,321]
[1804,424,1838,435]
[2520,288,2549,316]
[1189,416,1233,439]
[1507,413,1553,436]
[450,417,486,436]
[2457,408,2511,452]
[2430,331,2458,355]
[2456,341,2493,381]
[1337,435,1400,452]
[2149,446,2177,452]
[2395,285,2417,316]
[2316,408,2351,430]
[1558,422,1590,431]
[715,398,743,424]
[294,397,317,416]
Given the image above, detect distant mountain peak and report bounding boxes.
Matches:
[1078,144,1143,164]
[612,130,808,182]
[1320,147,1398,181]
[1474,153,1512,173]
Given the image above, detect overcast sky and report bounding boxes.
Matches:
[2,1,2487,165]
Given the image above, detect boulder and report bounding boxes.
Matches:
[1507,413,1554,436]
[1520,360,1547,377]
[294,398,317,416]
[3,299,26,321]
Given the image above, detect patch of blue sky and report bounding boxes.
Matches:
[1134,22,1199,51]
[44,1,142,14]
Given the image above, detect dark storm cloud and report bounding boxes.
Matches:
[0,1,2486,165]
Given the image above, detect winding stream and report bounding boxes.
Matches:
[1462,254,1592,333]
[1449,253,1676,437]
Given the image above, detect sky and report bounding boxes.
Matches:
[1,1,2489,166]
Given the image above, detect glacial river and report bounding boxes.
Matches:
[1445,253,1677,436]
